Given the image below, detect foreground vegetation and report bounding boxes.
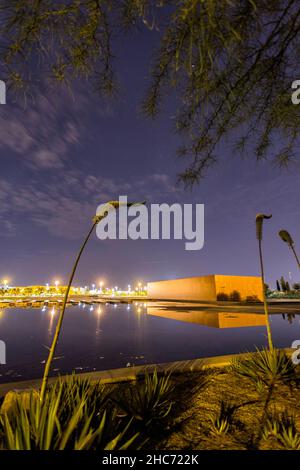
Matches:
[0,349,300,450]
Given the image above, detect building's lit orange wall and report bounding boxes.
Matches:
[147,275,217,301]
[147,274,263,302]
[215,275,263,302]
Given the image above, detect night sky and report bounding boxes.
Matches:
[0,28,299,289]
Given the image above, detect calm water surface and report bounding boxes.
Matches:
[0,303,299,383]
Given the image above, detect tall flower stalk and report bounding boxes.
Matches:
[40,200,145,403]
[278,230,300,269]
[256,213,273,350]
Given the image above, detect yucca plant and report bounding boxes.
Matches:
[278,230,300,269]
[0,376,138,450]
[256,213,273,350]
[40,200,145,402]
[114,370,174,426]
[231,348,296,388]
[208,400,237,437]
[263,409,300,450]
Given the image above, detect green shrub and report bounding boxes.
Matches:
[208,400,237,436]
[230,348,296,387]
[229,290,241,302]
[217,293,229,301]
[0,376,138,450]
[114,370,174,426]
[263,409,300,450]
[245,295,259,303]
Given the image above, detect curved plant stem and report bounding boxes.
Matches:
[291,245,300,269]
[258,239,273,351]
[40,221,97,403]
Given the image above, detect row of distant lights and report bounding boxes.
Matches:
[42,301,148,316]
[2,279,148,293]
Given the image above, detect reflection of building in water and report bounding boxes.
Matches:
[147,275,263,302]
[146,307,266,329]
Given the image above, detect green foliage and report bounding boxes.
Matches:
[245,295,259,303]
[280,276,288,292]
[217,292,229,301]
[0,376,138,450]
[229,290,241,302]
[230,348,296,388]
[263,409,300,450]
[208,400,237,436]
[276,280,281,291]
[0,0,116,97]
[114,370,174,425]
[1,1,300,183]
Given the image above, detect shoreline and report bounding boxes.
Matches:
[0,348,293,397]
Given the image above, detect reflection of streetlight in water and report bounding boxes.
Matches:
[95,306,102,337]
[48,307,56,335]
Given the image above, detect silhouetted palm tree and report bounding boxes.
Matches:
[256,213,273,350]
[278,230,300,269]
[40,200,145,402]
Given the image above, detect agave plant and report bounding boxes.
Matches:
[114,370,174,426]
[231,348,296,388]
[40,200,145,403]
[0,376,138,450]
[278,230,300,269]
[255,213,273,350]
[208,400,237,437]
[263,409,300,450]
